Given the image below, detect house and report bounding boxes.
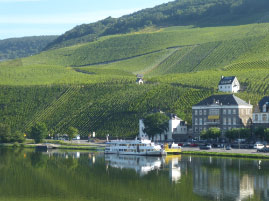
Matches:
[136,74,144,85]
[253,97,269,128]
[139,114,188,141]
[192,94,253,138]
[136,78,144,85]
[218,76,240,93]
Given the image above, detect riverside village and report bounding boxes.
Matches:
[138,75,269,149]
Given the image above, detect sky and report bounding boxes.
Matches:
[0,0,173,39]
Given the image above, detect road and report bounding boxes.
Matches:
[182,147,269,155]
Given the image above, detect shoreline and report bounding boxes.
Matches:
[2,143,269,159]
[181,147,269,159]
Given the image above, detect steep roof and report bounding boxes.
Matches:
[219,76,236,85]
[258,96,269,112]
[194,94,252,107]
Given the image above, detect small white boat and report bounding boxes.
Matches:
[105,139,166,156]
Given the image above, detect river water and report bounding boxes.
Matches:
[0,148,268,201]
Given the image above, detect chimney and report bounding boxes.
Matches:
[221,75,224,80]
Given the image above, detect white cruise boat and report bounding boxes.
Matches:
[105,139,166,156]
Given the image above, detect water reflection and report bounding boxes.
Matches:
[191,158,254,201]
[103,153,269,201]
[105,154,163,176]
[2,148,269,201]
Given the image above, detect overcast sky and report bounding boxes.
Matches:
[0,0,173,39]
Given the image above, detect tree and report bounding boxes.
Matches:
[201,127,221,140]
[254,126,265,140]
[30,122,48,144]
[264,128,269,141]
[0,123,11,143]
[225,128,251,142]
[12,131,25,143]
[66,127,79,141]
[143,113,169,139]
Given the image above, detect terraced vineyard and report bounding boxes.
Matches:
[2,22,269,138]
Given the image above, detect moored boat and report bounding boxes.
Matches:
[164,143,182,155]
[105,139,166,156]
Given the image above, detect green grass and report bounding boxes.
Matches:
[181,151,269,159]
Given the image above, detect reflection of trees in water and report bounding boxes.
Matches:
[0,150,208,201]
[30,152,48,168]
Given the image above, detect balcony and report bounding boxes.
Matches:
[205,121,220,126]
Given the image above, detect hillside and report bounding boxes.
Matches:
[46,0,269,49]
[0,36,58,61]
[1,0,269,139]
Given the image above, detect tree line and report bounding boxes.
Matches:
[46,0,269,49]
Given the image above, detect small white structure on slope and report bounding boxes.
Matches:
[218,76,240,93]
[136,74,144,85]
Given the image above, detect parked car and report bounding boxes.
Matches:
[254,143,264,149]
[183,143,191,147]
[190,143,199,147]
[225,145,232,150]
[257,147,269,153]
[200,144,212,150]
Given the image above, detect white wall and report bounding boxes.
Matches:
[139,117,187,141]
[219,79,240,93]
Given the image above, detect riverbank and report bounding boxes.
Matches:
[181,147,269,159]
[0,141,105,151]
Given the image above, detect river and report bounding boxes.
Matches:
[0,148,268,201]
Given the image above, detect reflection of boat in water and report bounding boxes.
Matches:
[105,139,166,156]
[164,143,182,155]
[165,155,182,183]
[105,154,164,176]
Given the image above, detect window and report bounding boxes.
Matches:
[173,128,177,132]
[263,114,267,121]
[195,110,198,115]
[199,118,203,125]
[195,127,198,132]
[204,118,207,125]
[255,114,258,121]
[233,109,236,115]
[223,118,226,125]
[203,110,207,115]
[199,110,203,115]
[199,128,203,132]
[228,118,231,125]
[223,109,227,115]
[228,109,231,115]
[209,109,219,115]
[233,117,237,125]
[195,118,198,125]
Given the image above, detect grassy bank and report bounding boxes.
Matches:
[0,143,103,151]
[181,151,269,159]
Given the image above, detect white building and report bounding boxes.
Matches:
[136,78,144,85]
[218,76,240,93]
[253,97,269,127]
[139,114,187,141]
